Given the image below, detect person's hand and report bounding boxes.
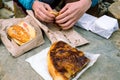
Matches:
[56,0,91,30]
[32,1,55,22]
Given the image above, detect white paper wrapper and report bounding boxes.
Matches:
[75,13,97,30]
[26,47,100,80]
[90,15,119,39]
[75,13,119,39]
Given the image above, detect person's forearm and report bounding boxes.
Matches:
[18,0,35,10]
[78,0,92,11]
[79,0,92,6]
[79,0,98,7]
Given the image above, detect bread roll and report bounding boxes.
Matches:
[47,41,90,80]
[7,22,36,45]
[50,11,59,16]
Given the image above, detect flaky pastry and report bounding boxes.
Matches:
[7,22,36,45]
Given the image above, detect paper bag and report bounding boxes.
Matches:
[46,23,89,47]
[0,16,44,57]
[90,15,119,39]
[27,10,89,47]
[75,13,119,39]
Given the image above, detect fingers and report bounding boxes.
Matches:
[40,4,55,18]
[44,4,53,11]
[56,8,77,23]
[56,4,70,20]
[62,22,75,30]
[55,1,89,30]
[55,7,77,30]
[32,1,88,30]
[59,4,69,14]
[56,10,69,21]
[57,17,77,30]
[35,11,53,22]
[32,1,55,22]
[34,9,54,22]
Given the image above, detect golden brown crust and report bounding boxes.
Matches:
[48,42,68,80]
[7,22,36,45]
[50,11,59,16]
[47,41,90,80]
[7,25,30,44]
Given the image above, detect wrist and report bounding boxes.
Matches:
[32,0,39,10]
[79,0,92,4]
[78,0,92,12]
[33,0,39,5]
[78,0,92,6]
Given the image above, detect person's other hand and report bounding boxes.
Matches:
[56,0,91,30]
[32,1,55,22]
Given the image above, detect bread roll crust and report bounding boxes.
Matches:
[7,22,36,45]
[7,25,30,43]
[47,41,90,80]
[50,11,59,16]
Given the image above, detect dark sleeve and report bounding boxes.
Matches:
[91,0,99,7]
[18,0,35,10]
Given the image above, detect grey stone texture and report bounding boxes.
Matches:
[0,27,120,80]
[108,1,120,19]
[0,8,14,19]
[0,0,3,8]
[0,1,14,19]
[0,0,120,80]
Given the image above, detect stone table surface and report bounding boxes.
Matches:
[0,26,120,80]
[0,1,120,80]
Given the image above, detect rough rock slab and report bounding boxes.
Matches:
[0,0,3,8]
[0,0,120,80]
[108,1,120,19]
[4,1,14,12]
[0,26,120,80]
[0,8,14,19]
